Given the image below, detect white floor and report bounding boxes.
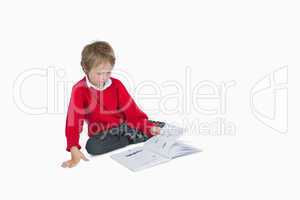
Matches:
[1,1,299,199]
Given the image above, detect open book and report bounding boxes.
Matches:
[111,124,200,172]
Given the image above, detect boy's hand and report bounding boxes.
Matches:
[61,146,89,168]
[150,126,161,136]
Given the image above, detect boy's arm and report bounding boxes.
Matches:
[117,80,157,137]
[65,86,85,151]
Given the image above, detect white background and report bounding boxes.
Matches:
[1,0,299,199]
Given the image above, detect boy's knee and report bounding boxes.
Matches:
[85,137,100,155]
[85,134,129,155]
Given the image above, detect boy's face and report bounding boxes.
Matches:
[87,62,113,88]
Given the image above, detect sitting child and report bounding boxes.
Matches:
[61,41,164,168]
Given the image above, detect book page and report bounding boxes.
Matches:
[110,123,199,171]
[144,123,185,158]
[110,146,170,172]
[144,133,180,158]
[168,141,201,159]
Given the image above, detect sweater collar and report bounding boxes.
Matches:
[85,76,112,91]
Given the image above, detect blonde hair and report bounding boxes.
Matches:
[81,41,115,73]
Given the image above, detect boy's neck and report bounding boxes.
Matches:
[86,76,106,89]
[98,82,105,89]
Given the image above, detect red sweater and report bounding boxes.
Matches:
[65,77,156,151]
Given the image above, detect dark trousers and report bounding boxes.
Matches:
[85,120,165,155]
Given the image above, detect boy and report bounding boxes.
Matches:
[61,41,164,168]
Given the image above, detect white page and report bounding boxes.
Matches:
[110,146,170,172]
[168,142,201,159]
[111,123,199,171]
[144,133,180,158]
[143,123,185,158]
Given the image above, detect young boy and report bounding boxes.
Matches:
[61,41,164,168]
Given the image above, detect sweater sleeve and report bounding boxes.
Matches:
[117,80,156,137]
[65,86,85,151]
